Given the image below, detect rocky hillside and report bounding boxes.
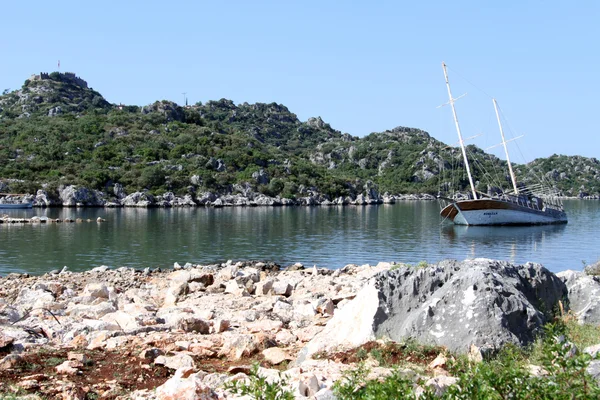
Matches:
[0,71,597,203]
[517,154,600,197]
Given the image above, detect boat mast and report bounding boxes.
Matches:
[442,62,477,199]
[492,98,519,195]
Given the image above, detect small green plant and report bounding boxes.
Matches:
[355,347,368,361]
[45,356,66,367]
[334,321,600,399]
[369,348,384,365]
[333,363,435,399]
[224,363,294,400]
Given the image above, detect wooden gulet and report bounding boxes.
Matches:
[438,62,567,226]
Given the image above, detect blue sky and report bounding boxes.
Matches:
[2,1,598,160]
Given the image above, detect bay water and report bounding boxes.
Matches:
[0,200,597,275]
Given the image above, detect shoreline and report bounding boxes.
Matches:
[1,259,599,398]
[4,185,598,209]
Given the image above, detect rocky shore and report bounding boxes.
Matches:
[5,184,597,209]
[7,185,437,208]
[1,259,600,399]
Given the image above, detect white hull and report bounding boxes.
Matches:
[454,207,567,226]
[440,198,567,226]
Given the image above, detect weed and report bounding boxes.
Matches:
[355,347,368,361]
[369,348,384,365]
[224,363,294,400]
[44,357,65,367]
[335,320,600,399]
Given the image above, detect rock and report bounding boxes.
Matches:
[272,281,293,297]
[121,192,156,207]
[59,185,105,206]
[298,373,321,397]
[584,261,600,276]
[177,317,210,334]
[0,331,15,349]
[224,280,248,296]
[587,360,600,384]
[220,334,259,360]
[14,288,55,309]
[557,270,600,324]
[424,375,458,396]
[255,279,274,295]
[262,347,288,365]
[315,298,335,316]
[155,367,218,400]
[140,348,165,361]
[90,265,110,273]
[56,360,82,375]
[299,259,566,360]
[163,281,189,306]
[154,353,195,370]
[427,353,447,370]
[313,388,337,400]
[276,330,297,346]
[67,302,117,319]
[584,344,600,358]
[67,352,88,365]
[214,319,230,333]
[102,310,141,331]
[252,169,270,185]
[83,282,110,300]
[0,354,23,370]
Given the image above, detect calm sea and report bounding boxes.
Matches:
[0,200,597,275]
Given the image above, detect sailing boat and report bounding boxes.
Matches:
[438,62,568,226]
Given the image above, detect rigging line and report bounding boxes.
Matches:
[496,103,549,190]
[495,102,553,193]
[467,148,504,192]
[446,65,494,100]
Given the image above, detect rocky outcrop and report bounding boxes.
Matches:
[557,270,600,324]
[300,258,567,359]
[141,100,185,122]
[59,185,105,207]
[121,191,156,207]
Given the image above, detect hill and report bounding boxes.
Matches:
[0,72,598,203]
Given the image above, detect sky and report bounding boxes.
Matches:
[2,1,599,161]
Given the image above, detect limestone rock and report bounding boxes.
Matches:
[220,334,259,360]
[424,375,459,396]
[0,354,23,370]
[262,347,288,365]
[155,353,195,370]
[0,331,15,349]
[272,281,293,297]
[299,259,566,360]
[557,270,600,324]
[177,317,210,334]
[155,367,217,400]
[59,185,105,206]
[56,360,82,375]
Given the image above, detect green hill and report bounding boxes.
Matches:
[0,72,598,202]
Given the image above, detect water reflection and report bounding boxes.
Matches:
[441,224,568,265]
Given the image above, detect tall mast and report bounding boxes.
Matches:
[493,98,519,194]
[442,62,477,199]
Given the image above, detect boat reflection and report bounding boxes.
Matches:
[442,224,566,244]
[441,224,567,261]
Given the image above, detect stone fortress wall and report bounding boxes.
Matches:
[29,72,88,89]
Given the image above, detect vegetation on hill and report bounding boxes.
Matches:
[0,72,598,200]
